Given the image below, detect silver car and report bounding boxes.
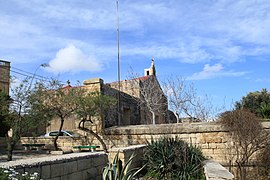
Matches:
[44,130,80,137]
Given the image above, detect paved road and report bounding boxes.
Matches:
[0,150,53,162]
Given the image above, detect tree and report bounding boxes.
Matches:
[163,76,220,122]
[259,102,270,119]
[35,80,85,150]
[128,70,167,125]
[3,78,48,161]
[76,91,116,152]
[219,109,269,180]
[139,75,167,124]
[235,88,270,119]
[162,76,195,123]
[36,80,117,151]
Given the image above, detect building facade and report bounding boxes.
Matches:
[0,60,10,95]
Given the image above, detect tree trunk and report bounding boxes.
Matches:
[174,111,180,123]
[6,136,15,161]
[54,119,64,150]
[7,143,14,161]
[78,121,108,153]
[151,111,155,125]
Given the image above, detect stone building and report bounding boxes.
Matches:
[0,60,10,95]
[47,60,169,133]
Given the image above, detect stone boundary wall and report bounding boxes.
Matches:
[0,145,234,180]
[20,136,90,151]
[18,122,270,166]
[104,122,270,165]
[108,144,146,170]
[0,152,107,180]
[0,145,146,180]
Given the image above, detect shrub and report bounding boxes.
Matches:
[219,109,269,180]
[143,136,205,180]
[258,144,270,177]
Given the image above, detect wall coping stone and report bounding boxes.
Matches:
[204,160,234,180]
[105,122,225,135]
[105,122,270,135]
[0,152,106,169]
[109,144,146,153]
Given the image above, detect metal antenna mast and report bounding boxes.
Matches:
[117,0,121,126]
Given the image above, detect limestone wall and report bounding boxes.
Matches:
[108,145,146,170]
[0,146,146,180]
[104,121,270,165]
[19,122,270,166]
[20,137,91,151]
[0,152,107,180]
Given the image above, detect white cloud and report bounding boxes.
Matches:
[187,64,248,80]
[48,44,103,74]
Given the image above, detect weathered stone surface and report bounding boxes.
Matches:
[51,163,64,177]
[41,165,51,179]
[67,171,83,180]
[204,160,234,180]
[77,158,93,171]
[63,161,78,174]
[47,177,61,180]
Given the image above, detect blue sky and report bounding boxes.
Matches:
[1,0,270,111]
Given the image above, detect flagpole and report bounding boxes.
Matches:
[117,0,121,126]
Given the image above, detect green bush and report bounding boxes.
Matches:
[143,136,205,180]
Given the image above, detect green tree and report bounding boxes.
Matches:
[3,78,49,161]
[36,80,116,151]
[76,91,117,152]
[235,88,270,119]
[35,80,85,150]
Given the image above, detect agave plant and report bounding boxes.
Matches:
[143,136,205,180]
[102,151,144,180]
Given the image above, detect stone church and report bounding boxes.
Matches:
[47,60,169,133]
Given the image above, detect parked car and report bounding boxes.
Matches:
[43,130,80,137]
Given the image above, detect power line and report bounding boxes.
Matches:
[11,66,48,79]
[1,64,70,85]
[10,69,46,81]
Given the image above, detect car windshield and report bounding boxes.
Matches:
[49,131,62,136]
[66,131,80,137]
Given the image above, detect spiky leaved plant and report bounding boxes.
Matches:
[102,151,144,180]
[144,136,205,180]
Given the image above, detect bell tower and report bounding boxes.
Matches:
[144,58,156,76]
